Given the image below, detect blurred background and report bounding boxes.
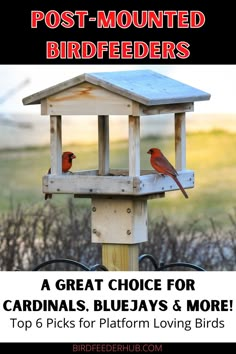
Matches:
[0,65,236,270]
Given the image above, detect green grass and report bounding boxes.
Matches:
[1,130,236,229]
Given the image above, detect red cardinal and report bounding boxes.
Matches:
[147,147,188,199]
[44,151,76,200]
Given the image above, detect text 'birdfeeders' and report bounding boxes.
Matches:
[22,69,210,271]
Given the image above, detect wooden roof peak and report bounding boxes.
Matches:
[22,69,211,106]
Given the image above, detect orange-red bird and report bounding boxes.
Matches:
[147,148,188,199]
[44,151,76,200]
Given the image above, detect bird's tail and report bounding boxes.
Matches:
[173,176,189,199]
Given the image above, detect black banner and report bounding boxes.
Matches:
[1,0,234,64]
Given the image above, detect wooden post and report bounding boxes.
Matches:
[128,115,140,270]
[100,115,141,271]
[98,115,109,175]
[175,112,186,170]
[50,115,62,174]
[96,115,144,271]
[102,244,139,271]
[129,115,140,176]
[126,115,141,271]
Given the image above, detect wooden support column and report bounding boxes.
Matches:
[98,115,109,175]
[50,115,62,174]
[102,244,139,271]
[99,115,141,271]
[175,112,186,170]
[127,115,141,271]
[129,115,140,177]
[94,115,146,271]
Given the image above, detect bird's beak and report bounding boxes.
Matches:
[71,154,76,159]
[147,150,151,154]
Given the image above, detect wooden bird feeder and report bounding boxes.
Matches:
[22,69,210,271]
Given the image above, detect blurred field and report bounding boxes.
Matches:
[0,129,236,229]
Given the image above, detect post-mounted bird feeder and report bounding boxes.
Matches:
[22,69,210,271]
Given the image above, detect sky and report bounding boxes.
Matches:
[0,65,235,147]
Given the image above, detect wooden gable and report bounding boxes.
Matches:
[41,82,134,116]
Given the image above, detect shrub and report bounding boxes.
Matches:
[0,200,235,271]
